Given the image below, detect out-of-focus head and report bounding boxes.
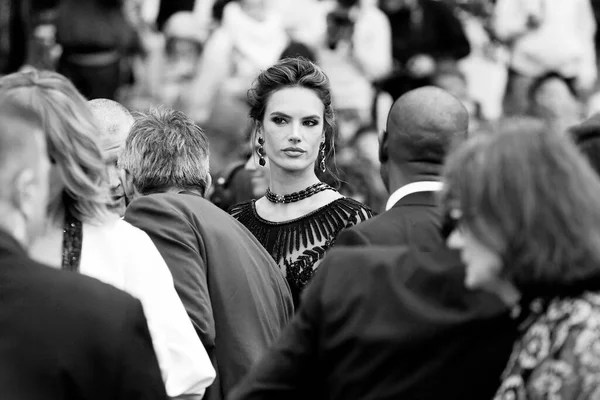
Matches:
[0,96,50,249]
[570,113,600,177]
[248,57,336,177]
[239,0,268,22]
[0,70,111,225]
[352,125,380,167]
[432,68,469,100]
[163,11,207,60]
[87,98,134,216]
[119,107,211,198]
[381,86,469,190]
[442,117,600,298]
[529,73,582,131]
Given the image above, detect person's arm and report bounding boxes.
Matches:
[124,196,216,358]
[117,298,169,400]
[121,223,216,398]
[228,252,330,400]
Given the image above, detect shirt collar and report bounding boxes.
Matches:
[385,181,444,211]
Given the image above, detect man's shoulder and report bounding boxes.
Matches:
[340,206,416,237]
[320,246,415,282]
[2,253,140,328]
[127,192,224,221]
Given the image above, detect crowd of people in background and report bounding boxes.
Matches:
[5,0,600,399]
[5,0,599,214]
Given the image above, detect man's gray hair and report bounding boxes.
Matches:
[119,107,211,196]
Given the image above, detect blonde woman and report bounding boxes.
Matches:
[0,70,215,399]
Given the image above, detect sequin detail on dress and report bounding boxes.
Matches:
[61,212,83,272]
[229,198,372,304]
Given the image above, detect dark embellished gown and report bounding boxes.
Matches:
[229,198,373,307]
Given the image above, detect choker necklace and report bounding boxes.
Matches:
[266,182,334,204]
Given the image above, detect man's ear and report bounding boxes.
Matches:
[12,168,35,219]
[204,174,213,198]
[379,129,389,164]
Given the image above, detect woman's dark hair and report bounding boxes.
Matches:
[441,116,600,299]
[247,57,338,179]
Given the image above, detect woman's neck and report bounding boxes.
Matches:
[491,279,522,309]
[268,168,320,195]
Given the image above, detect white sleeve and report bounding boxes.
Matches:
[123,224,216,398]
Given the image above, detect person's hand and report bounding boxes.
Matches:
[406,54,436,78]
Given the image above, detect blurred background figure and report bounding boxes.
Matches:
[55,0,139,100]
[377,0,471,101]
[527,73,584,133]
[317,0,393,126]
[432,65,484,132]
[156,12,208,116]
[491,0,597,116]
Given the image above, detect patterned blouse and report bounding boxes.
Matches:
[229,198,372,307]
[494,292,600,400]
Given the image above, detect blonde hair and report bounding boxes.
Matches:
[0,70,111,224]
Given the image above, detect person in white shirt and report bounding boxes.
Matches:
[335,86,469,247]
[1,70,215,399]
[316,0,393,125]
[491,0,597,115]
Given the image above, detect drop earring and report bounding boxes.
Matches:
[319,142,326,172]
[257,136,266,167]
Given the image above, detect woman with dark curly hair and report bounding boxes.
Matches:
[229,57,372,307]
[442,117,600,399]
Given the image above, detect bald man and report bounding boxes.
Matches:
[336,86,468,247]
[230,88,516,400]
[88,98,135,216]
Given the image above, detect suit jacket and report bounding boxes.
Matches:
[335,191,445,251]
[229,247,516,400]
[0,229,166,400]
[124,192,294,400]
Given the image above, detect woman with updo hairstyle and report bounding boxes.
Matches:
[230,57,372,307]
[441,117,600,399]
[0,70,215,397]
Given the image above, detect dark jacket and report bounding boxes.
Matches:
[229,246,516,400]
[335,191,445,249]
[0,229,167,399]
[124,192,294,400]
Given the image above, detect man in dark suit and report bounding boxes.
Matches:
[229,87,516,399]
[120,108,294,400]
[336,86,467,248]
[0,93,166,398]
[230,247,515,400]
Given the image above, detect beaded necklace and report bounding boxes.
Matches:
[266,182,335,204]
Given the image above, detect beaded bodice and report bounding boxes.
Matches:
[229,197,373,305]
